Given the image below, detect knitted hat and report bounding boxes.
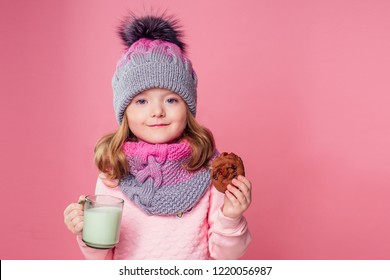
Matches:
[112,15,198,124]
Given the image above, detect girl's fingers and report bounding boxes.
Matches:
[64,203,83,217]
[65,209,84,233]
[78,195,86,204]
[64,197,86,234]
[64,195,85,216]
[235,176,252,192]
[74,221,84,233]
[237,175,252,189]
[227,184,247,205]
[225,189,240,206]
[64,203,84,227]
[234,176,252,200]
[70,209,84,222]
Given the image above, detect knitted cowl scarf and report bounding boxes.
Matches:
[119,140,215,216]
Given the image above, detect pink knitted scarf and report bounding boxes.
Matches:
[119,140,214,216]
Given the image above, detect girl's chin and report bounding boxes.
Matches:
[135,136,183,144]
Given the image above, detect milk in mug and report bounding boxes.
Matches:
[83,206,123,249]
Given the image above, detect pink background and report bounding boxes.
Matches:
[1,0,390,259]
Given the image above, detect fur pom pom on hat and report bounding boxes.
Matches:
[112,14,197,124]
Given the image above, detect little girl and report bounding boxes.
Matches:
[64,14,252,260]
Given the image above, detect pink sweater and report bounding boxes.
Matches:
[76,174,251,259]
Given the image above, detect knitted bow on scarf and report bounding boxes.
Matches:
[119,140,215,216]
[134,145,169,188]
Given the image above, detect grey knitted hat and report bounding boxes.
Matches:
[112,15,198,124]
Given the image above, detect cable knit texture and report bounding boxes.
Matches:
[119,140,214,215]
[77,173,252,260]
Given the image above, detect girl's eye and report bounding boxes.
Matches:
[135,99,147,105]
[166,98,178,104]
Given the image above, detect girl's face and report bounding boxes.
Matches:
[125,88,187,144]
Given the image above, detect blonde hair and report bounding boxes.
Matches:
[94,109,215,181]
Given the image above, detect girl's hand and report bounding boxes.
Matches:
[63,195,86,235]
[222,175,252,219]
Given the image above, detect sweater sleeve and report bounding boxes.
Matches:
[76,175,116,260]
[208,185,252,259]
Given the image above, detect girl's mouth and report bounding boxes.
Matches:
[149,124,168,127]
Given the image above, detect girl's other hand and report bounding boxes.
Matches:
[222,175,252,219]
[63,195,86,235]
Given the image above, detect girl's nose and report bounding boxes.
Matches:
[151,103,165,118]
